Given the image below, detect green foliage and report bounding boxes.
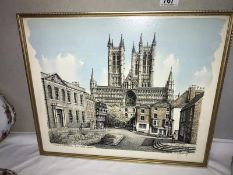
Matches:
[105,105,129,127]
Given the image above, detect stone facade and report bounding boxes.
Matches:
[135,102,172,136]
[136,106,150,133]
[41,73,96,129]
[90,34,174,121]
[95,102,107,129]
[150,102,172,136]
[178,86,204,144]
[85,94,96,129]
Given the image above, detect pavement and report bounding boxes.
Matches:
[153,139,196,153]
[94,128,161,152]
[93,128,196,153]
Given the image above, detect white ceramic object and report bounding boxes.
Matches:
[0,95,16,142]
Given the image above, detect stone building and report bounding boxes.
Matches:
[171,107,182,139]
[135,102,172,136]
[41,73,96,129]
[136,105,150,133]
[85,94,96,129]
[178,86,204,144]
[171,92,189,138]
[150,102,172,136]
[95,102,107,129]
[90,34,174,122]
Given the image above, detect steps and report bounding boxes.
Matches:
[153,140,196,153]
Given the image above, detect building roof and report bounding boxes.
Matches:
[136,105,150,109]
[181,92,204,111]
[135,87,165,90]
[41,72,50,79]
[96,86,123,89]
[123,71,138,85]
[151,101,171,108]
[41,72,86,92]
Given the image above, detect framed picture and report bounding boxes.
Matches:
[17,11,233,166]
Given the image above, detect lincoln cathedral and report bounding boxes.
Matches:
[90,34,175,135]
[90,34,174,116]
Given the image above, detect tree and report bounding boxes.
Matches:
[105,105,129,127]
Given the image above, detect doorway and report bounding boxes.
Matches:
[56,109,64,127]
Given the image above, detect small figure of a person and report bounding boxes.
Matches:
[172,135,175,143]
[172,131,177,143]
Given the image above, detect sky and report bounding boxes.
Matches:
[26,16,228,94]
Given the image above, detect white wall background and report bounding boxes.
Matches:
[0,0,232,139]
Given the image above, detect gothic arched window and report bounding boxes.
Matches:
[143,55,147,73]
[135,60,139,75]
[117,56,121,73]
[47,85,53,99]
[113,54,116,73]
[125,90,136,106]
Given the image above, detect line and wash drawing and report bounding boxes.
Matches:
[41,34,205,153]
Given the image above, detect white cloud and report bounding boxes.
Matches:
[24,19,48,132]
[193,66,211,87]
[163,54,179,70]
[99,67,108,86]
[154,53,179,90]
[193,18,229,152]
[79,60,84,66]
[24,19,85,90]
[39,53,84,82]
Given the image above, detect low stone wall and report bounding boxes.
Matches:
[49,128,106,146]
[100,133,124,146]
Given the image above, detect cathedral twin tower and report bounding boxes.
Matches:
[90,33,174,104]
[107,33,156,88]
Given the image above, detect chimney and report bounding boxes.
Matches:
[72,82,80,87]
[187,85,196,102]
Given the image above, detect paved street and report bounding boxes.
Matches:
[94,128,160,152]
[93,128,196,153]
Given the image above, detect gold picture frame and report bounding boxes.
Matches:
[17,11,233,167]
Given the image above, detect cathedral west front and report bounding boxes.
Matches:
[90,33,175,124]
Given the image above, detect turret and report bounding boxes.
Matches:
[119,34,125,50]
[107,34,112,48]
[166,67,174,100]
[166,67,174,89]
[132,42,136,53]
[90,68,96,94]
[139,33,143,52]
[150,33,156,86]
[152,33,156,47]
